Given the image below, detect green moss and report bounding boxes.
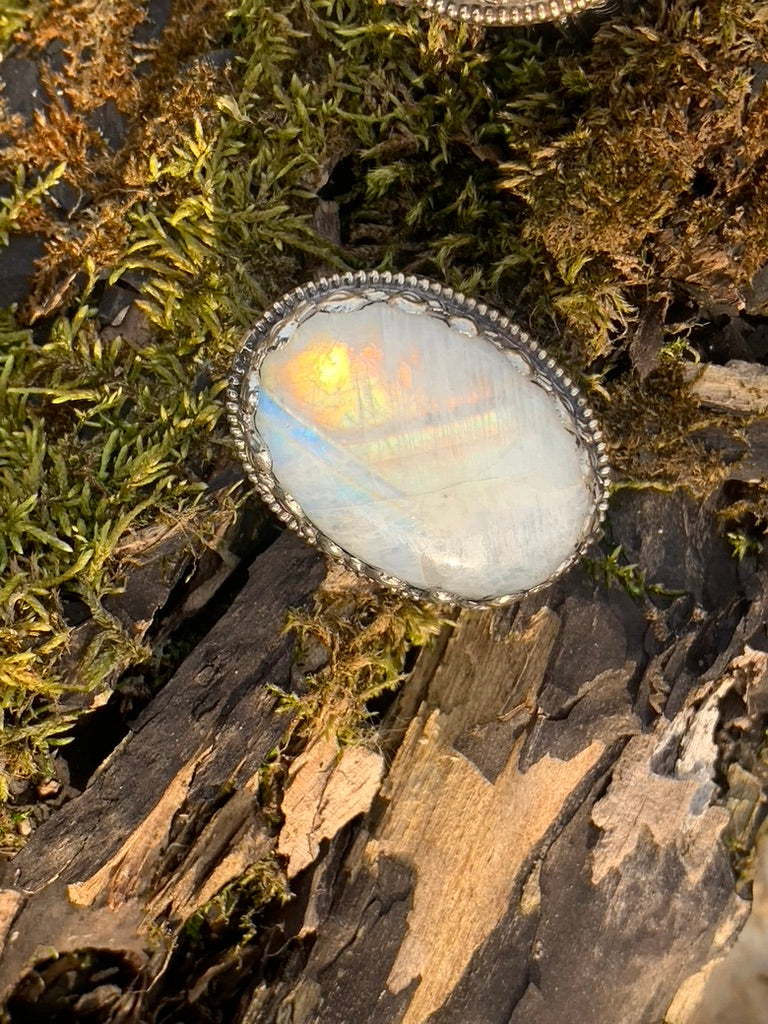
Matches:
[182,853,290,948]
[726,530,764,563]
[278,569,445,745]
[0,0,47,50]
[583,543,685,600]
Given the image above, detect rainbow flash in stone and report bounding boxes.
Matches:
[227,273,609,607]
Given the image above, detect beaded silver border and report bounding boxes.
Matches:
[227,271,610,609]
[421,0,605,25]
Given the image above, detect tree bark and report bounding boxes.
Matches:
[1,423,768,1022]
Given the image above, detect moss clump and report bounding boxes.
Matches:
[0,0,47,49]
[497,0,768,352]
[279,568,445,745]
[182,853,290,948]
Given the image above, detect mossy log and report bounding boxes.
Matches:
[3,0,768,1020]
[2,459,768,1022]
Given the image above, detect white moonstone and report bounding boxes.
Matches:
[252,297,598,602]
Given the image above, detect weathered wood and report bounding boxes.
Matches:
[278,737,384,879]
[0,531,324,1000]
[684,359,768,414]
[1,489,767,1023]
[674,826,768,1024]
[239,559,763,1024]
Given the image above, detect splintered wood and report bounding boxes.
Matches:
[367,613,606,1024]
[684,359,768,414]
[278,737,384,878]
[1,515,767,1024]
[0,532,326,999]
[378,730,605,1024]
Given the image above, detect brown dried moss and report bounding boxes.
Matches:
[0,0,234,315]
[498,0,768,349]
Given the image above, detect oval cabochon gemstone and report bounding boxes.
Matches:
[230,276,607,604]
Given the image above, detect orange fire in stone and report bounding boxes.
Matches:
[270,333,417,435]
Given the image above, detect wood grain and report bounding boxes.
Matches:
[0,531,324,1000]
[1,489,767,1023]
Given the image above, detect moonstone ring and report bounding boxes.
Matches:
[417,0,607,24]
[227,272,609,608]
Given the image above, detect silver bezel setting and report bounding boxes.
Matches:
[227,271,610,609]
[420,0,605,25]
